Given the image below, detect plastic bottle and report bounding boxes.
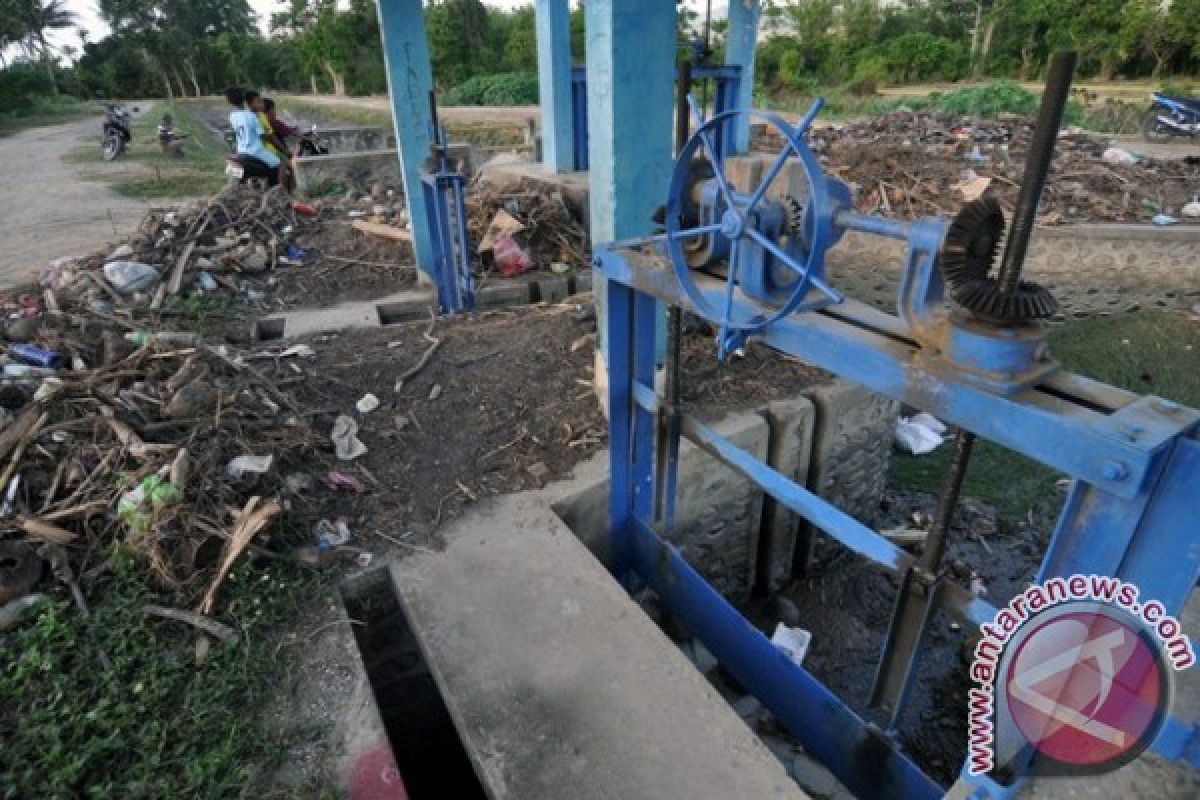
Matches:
[8,343,61,368]
[124,331,202,347]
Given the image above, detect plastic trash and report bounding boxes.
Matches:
[894,412,947,455]
[356,393,380,414]
[771,623,812,667]
[125,331,202,347]
[281,245,307,265]
[331,414,368,461]
[103,261,160,293]
[195,271,218,291]
[8,344,61,368]
[327,471,367,493]
[292,201,318,217]
[1102,147,1136,166]
[117,474,181,535]
[226,454,274,480]
[1152,213,1179,226]
[107,244,134,261]
[493,234,533,278]
[315,518,352,550]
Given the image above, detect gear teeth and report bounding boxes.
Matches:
[783,195,805,234]
[941,196,1005,291]
[951,278,1058,324]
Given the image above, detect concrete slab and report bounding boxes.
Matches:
[759,397,816,594]
[390,492,805,800]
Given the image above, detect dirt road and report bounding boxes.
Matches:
[0,113,155,288]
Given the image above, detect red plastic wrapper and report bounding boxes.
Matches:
[493,234,533,277]
[292,201,319,217]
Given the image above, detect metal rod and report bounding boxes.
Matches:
[676,61,692,156]
[921,430,976,570]
[998,51,1077,296]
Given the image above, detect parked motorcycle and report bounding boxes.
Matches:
[101,105,134,161]
[295,124,330,157]
[1143,91,1200,142]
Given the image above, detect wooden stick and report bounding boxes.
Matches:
[16,516,78,544]
[197,497,281,615]
[141,605,237,641]
[352,219,414,243]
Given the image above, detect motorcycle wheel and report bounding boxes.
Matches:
[1142,110,1174,143]
[102,133,123,161]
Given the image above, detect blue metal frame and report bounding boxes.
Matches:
[570,64,742,171]
[599,239,1200,798]
[420,166,474,314]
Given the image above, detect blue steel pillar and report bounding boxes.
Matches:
[725,0,761,154]
[587,0,676,397]
[374,0,436,278]
[535,0,574,173]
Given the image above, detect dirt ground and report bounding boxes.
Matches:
[0,110,159,287]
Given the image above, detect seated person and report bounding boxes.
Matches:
[226,87,286,189]
[262,98,298,154]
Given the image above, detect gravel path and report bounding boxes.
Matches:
[0,110,156,288]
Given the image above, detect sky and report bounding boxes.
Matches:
[49,0,721,61]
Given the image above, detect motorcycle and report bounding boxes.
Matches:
[224,153,279,189]
[1143,91,1200,142]
[295,123,330,157]
[101,105,135,161]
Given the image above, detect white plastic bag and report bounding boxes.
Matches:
[894,413,947,455]
[103,261,160,293]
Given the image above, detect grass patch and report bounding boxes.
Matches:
[74,101,228,199]
[0,95,99,137]
[889,311,1200,516]
[0,550,337,798]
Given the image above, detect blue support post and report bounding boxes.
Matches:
[374,0,436,279]
[586,0,675,393]
[725,0,761,153]
[536,0,574,173]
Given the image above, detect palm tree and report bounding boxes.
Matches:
[21,0,78,94]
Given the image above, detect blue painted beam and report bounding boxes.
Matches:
[374,0,436,277]
[725,0,761,153]
[586,0,676,381]
[535,0,574,173]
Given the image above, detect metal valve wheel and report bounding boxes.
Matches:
[664,98,847,357]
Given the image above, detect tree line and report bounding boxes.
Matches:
[1,0,1198,113]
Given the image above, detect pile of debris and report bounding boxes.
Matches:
[467,179,590,278]
[0,284,359,635]
[768,110,1200,225]
[46,185,420,316]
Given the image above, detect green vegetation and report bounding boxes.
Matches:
[0,550,336,798]
[83,102,228,199]
[890,311,1200,518]
[443,71,539,106]
[5,1,1200,118]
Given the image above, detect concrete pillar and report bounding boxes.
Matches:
[587,0,676,396]
[725,0,761,154]
[535,0,574,173]
[374,0,436,277]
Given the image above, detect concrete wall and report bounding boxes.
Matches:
[552,379,899,604]
[316,126,396,154]
[293,149,404,196]
[294,143,478,197]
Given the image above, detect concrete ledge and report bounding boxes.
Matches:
[390,493,806,800]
